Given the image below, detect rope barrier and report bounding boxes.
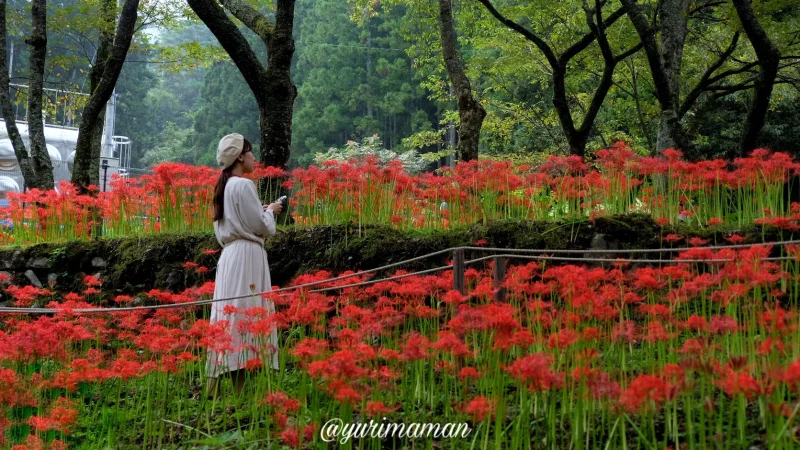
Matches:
[0,264,456,315]
[463,254,794,265]
[460,238,800,254]
[1,239,797,315]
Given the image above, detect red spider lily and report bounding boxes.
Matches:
[505,353,563,392]
[684,315,709,332]
[441,290,467,305]
[113,294,134,303]
[272,411,287,429]
[134,324,189,354]
[758,337,786,356]
[193,281,216,297]
[715,369,763,400]
[689,237,709,246]
[291,338,329,363]
[710,315,738,334]
[83,275,102,287]
[28,397,78,433]
[263,391,301,413]
[326,379,362,405]
[725,234,747,244]
[548,328,580,349]
[400,332,431,361]
[5,285,53,307]
[364,401,399,417]
[458,367,481,381]
[643,321,673,343]
[783,358,800,388]
[463,396,495,422]
[619,375,670,413]
[612,321,637,343]
[279,426,299,448]
[0,368,37,407]
[431,331,471,357]
[308,350,370,380]
[0,317,94,363]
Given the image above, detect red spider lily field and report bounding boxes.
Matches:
[2,245,800,449]
[3,146,800,449]
[2,145,800,246]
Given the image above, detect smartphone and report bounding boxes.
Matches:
[277,195,288,204]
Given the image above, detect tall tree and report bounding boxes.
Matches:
[731,0,781,156]
[477,0,641,157]
[71,0,140,191]
[186,0,297,170]
[619,0,689,152]
[0,0,54,189]
[438,0,484,161]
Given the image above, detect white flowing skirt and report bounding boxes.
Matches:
[206,239,279,377]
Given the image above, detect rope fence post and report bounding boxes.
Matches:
[453,248,465,295]
[493,256,506,302]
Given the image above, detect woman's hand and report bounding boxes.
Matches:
[265,201,283,215]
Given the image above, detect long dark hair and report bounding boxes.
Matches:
[213,139,252,222]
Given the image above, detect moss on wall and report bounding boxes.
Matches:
[0,214,791,297]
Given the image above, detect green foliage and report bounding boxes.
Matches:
[140,122,193,167]
[290,0,439,166]
[313,134,432,173]
[24,0,798,171]
[186,61,260,164]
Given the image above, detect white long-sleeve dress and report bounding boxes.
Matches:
[206,176,280,377]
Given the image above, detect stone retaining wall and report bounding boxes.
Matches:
[0,215,778,302]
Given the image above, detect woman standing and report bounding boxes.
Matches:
[207,133,283,395]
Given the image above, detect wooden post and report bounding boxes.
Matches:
[453,248,465,294]
[493,256,506,302]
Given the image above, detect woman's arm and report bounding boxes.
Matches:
[237,180,277,237]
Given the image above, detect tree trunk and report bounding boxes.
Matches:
[620,0,688,152]
[438,0,486,162]
[72,0,139,192]
[731,0,781,156]
[477,0,634,158]
[73,0,111,190]
[188,0,297,170]
[88,0,113,189]
[0,0,53,190]
[656,0,689,151]
[25,0,53,190]
[262,0,297,170]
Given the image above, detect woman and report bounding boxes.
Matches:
[207,133,283,395]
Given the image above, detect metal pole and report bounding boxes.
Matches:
[8,42,13,79]
[453,248,464,294]
[493,256,506,302]
[102,159,108,192]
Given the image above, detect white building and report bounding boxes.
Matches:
[0,84,131,201]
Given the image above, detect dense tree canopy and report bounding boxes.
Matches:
[2,0,799,172]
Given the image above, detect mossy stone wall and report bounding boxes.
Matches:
[0,214,784,299]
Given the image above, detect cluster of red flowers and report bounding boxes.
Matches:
[2,241,800,447]
[2,145,798,246]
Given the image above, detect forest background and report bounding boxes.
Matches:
[3,0,799,170]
